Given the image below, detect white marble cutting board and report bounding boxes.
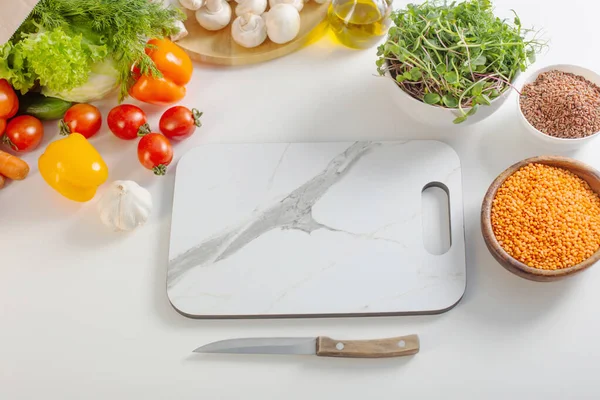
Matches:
[167,141,466,318]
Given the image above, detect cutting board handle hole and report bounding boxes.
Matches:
[421,182,452,255]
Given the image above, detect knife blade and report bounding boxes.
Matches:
[193,334,419,358]
[0,0,40,44]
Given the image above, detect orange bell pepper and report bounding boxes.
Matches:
[130,38,193,106]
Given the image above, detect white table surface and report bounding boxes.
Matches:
[2,0,600,398]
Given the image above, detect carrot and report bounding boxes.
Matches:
[0,173,5,189]
[0,150,29,180]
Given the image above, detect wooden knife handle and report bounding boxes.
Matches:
[316,335,420,358]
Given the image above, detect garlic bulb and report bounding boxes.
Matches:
[235,0,267,16]
[162,0,189,40]
[171,20,189,41]
[268,0,303,12]
[264,4,301,44]
[232,14,267,48]
[196,0,232,31]
[179,0,205,9]
[98,181,153,232]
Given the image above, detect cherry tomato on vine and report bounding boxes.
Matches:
[107,104,150,140]
[159,106,203,141]
[137,133,173,176]
[0,119,5,136]
[0,79,18,120]
[3,115,44,152]
[60,104,102,139]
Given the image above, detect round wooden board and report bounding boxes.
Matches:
[176,2,330,66]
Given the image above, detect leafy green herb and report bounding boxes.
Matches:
[0,0,185,101]
[453,115,468,124]
[442,95,458,107]
[445,72,459,85]
[377,0,545,122]
[472,80,485,97]
[424,93,441,104]
[467,104,479,116]
[410,67,423,81]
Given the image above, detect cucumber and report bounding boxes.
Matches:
[18,94,73,121]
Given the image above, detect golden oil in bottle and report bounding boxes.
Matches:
[328,0,391,49]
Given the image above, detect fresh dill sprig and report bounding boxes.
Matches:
[14,0,185,100]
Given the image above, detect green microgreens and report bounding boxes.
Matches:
[376,0,546,123]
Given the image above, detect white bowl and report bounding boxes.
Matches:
[384,70,514,127]
[516,64,600,152]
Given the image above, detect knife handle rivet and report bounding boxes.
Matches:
[336,342,345,350]
[397,340,406,348]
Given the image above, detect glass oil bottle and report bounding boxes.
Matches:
[328,0,392,49]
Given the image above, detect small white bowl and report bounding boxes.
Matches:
[384,70,514,127]
[516,64,600,152]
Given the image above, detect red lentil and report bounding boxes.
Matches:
[491,163,600,270]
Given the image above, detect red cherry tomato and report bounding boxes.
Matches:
[60,104,102,139]
[0,79,18,119]
[0,119,5,136]
[159,106,203,141]
[107,104,150,140]
[137,133,173,176]
[3,115,44,152]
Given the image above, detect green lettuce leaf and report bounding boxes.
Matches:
[0,42,36,93]
[42,58,119,102]
[7,28,107,94]
[1,0,185,101]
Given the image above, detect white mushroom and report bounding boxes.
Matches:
[195,0,232,31]
[179,0,205,9]
[268,0,303,12]
[235,0,267,16]
[231,13,267,48]
[263,4,301,44]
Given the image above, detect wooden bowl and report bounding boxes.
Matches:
[481,156,600,282]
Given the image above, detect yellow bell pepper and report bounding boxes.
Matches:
[39,133,108,202]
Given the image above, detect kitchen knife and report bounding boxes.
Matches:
[193,334,419,358]
[0,0,40,44]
